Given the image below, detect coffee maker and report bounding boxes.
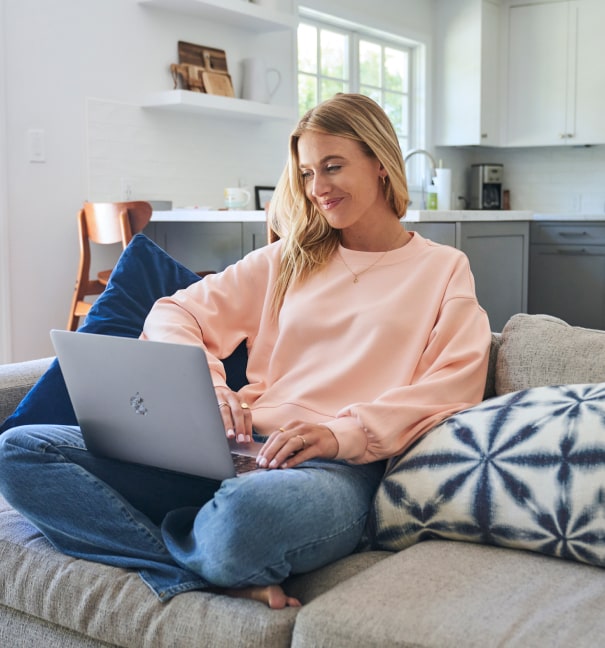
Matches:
[470,164,503,210]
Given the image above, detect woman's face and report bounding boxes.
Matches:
[297,131,390,235]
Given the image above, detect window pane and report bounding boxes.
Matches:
[298,74,317,115]
[360,86,381,104]
[321,78,347,101]
[383,92,408,138]
[384,48,408,92]
[298,24,317,74]
[320,29,348,80]
[359,40,381,87]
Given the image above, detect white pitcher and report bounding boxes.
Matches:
[241,58,281,104]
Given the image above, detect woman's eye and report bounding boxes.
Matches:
[301,170,313,180]
[327,165,341,173]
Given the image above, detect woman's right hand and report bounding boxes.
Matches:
[215,387,254,443]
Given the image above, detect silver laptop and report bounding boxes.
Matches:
[50,330,263,480]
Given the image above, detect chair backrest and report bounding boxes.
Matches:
[81,201,152,247]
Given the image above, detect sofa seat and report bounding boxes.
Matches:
[0,494,390,647]
[293,539,605,647]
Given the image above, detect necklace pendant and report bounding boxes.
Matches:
[353,276,359,284]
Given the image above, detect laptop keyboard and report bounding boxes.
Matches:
[232,453,260,474]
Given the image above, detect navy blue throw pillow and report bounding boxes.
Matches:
[1,234,247,432]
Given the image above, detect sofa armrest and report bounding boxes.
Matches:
[0,358,53,424]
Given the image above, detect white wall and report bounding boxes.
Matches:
[2,0,295,362]
[0,0,11,363]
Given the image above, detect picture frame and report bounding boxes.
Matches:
[254,186,275,211]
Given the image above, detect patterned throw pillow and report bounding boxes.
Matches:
[370,383,605,569]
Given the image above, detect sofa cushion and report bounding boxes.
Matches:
[0,235,247,433]
[0,358,53,425]
[370,382,605,571]
[0,493,389,647]
[292,540,605,648]
[496,313,605,395]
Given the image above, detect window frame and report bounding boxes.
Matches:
[297,7,426,167]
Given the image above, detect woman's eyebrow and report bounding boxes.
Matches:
[300,154,346,169]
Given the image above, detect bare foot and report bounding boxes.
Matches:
[224,584,302,609]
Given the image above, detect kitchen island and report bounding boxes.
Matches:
[147,209,605,331]
[149,209,532,330]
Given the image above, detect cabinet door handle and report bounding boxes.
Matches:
[558,231,589,238]
[556,248,588,255]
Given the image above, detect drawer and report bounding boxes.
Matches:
[531,221,605,245]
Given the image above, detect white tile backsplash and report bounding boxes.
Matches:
[86,98,291,209]
[467,145,605,215]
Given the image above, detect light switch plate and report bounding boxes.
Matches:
[28,129,45,163]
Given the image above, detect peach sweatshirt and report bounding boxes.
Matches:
[141,232,491,464]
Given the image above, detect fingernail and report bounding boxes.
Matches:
[237,434,245,443]
[227,429,235,438]
[269,459,277,468]
[257,457,267,467]
[245,435,251,443]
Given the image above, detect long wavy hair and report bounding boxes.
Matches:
[268,93,410,313]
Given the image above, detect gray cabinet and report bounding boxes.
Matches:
[529,222,605,329]
[243,222,271,255]
[459,221,529,332]
[405,222,456,247]
[408,220,529,331]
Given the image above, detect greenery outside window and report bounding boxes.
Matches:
[297,9,417,156]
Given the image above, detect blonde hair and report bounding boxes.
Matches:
[269,93,409,313]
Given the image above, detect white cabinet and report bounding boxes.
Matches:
[505,0,605,146]
[139,0,298,122]
[435,0,501,147]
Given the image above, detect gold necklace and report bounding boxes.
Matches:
[339,228,406,284]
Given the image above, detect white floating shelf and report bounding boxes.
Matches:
[142,90,298,122]
[137,0,297,32]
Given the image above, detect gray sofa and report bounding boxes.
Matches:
[2,313,605,647]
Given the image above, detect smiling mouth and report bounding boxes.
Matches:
[319,198,343,210]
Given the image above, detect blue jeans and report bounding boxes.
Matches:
[0,424,385,601]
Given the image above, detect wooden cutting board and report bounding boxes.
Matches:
[175,41,234,96]
[202,71,235,97]
[178,41,229,73]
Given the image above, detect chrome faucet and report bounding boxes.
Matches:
[403,148,437,208]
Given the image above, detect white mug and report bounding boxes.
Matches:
[241,58,281,104]
[224,187,251,209]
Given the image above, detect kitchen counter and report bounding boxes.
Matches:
[151,209,605,223]
[403,210,532,222]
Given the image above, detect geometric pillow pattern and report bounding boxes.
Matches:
[370,382,605,569]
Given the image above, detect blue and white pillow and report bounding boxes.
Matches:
[370,383,605,569]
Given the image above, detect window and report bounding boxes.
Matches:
[297,10,418,155]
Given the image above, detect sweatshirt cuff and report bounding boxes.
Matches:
[322,416,367,462]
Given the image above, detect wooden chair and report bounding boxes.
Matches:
[67,201,153,331]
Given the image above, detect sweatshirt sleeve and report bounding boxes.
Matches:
[324,267,492,464]
[140,245,278,387]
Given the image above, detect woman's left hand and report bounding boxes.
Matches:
[256,421,339,469]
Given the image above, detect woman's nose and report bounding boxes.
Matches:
[311,175,329,197]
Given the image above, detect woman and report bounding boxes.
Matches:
[0,94,491,609]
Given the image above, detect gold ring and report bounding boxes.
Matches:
[241,403,249,410]
[296,435,307,451]
[279,427,286,433]
[218,402,229,409]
